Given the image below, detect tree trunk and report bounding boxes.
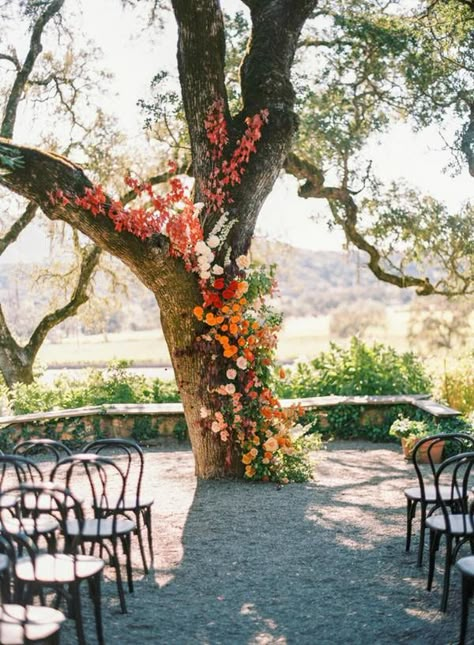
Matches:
[154,260,243,479]
[0,347,34,388]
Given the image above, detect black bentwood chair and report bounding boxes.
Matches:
[0,483,104,645]
[456,497,474,645]
[51,454,136,614]
[83,438,154,573]
[425,451,474,612]
[404,433,474,567]
[0,602,65,645]
[13,440,73,477]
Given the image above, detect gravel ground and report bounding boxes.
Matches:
[58,441,469,645]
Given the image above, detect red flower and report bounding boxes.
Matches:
[214,278,225,290]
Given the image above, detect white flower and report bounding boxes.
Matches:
[236,254,250,269]
[236,356,248,370]
[200,406,210,418]
[195,240,208,254]
[225,383,236,395]
[226,368,237,380]
[211,421,221,433]
[207,235,220,248]
[212,264,224,275]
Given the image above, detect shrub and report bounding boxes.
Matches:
[438,355,474,415]
[4,360,180,414]
[276,337,432,398]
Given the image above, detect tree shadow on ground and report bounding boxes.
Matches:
[63,443,467,644]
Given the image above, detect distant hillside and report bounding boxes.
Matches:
[252,239,412,316]
[0,238,413,340]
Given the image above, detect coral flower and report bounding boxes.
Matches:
[193,306,204,320]
[263,437,279,453]
[245,465,256,478]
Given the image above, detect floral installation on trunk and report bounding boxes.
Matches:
[49,100,313,482]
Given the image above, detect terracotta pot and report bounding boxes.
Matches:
[401,437,445,464]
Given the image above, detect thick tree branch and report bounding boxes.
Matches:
[0,202,38,255]
[1,0,65,138]
[171,0,228,190]
[224,0,318,256]
[25,244,102,359]
[284,152,469,296]
[0,244,101,386]
[461,102,474,176]
[0,138,185,296]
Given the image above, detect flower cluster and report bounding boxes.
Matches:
[194,264,302,481]
[49,99,309,481]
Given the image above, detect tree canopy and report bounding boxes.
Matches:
[0,0,472,478]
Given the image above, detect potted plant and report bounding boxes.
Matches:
[389,416,444,463]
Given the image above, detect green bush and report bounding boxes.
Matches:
[5,360,180,415]
[276,338,433,442]
[438,355,474,415]
[276,337,432,398]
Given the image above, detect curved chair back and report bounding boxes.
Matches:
[412,433,474,500]
[13,439,72,462]
[50,454,127,525]
[0,455,43,490]
[82,438,145,501]
[433,450,474,534]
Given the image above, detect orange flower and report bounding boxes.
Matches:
[264,451,273,460]
[193,306,204,320]
[279,367,286,379]
[245,465,256,478]
[205,313,217,325]
[230,315,241,324]
[222,305,231,314]
[224,345,238,357]
[229,323,238,335]
[242,452,254,465]
[232,304,241,312]
[221,324,229,332]
[238,338,246,347]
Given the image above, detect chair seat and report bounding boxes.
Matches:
[0,604,64,645]
[1,516,58,536]
[457,555,474,578]
[65,517,136,538]
[404,484,462,503]
[16,553,104,583]
[425,513,474,536]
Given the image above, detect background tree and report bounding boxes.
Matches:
[0,0,472,478]
[407,296,474,356]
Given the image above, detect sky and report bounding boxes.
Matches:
[2,0,472,263]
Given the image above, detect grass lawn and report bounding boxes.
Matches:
[38,307,414,369]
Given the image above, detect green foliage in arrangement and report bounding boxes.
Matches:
[275,338,432,398]
[4,361,180,415]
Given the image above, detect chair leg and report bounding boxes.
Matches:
[71,582,86,645]
[406,498,415,552]
[144,507,154,568]
[88,573,104,645]
[135,510,149,574]
[121,535,134,593]
[427,530,439,591]
[441,535,454,612]
[417,502,427,567]
[459,573,473,645]
[112,544,127,614]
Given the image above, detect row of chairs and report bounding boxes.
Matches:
[0,437,155,644]
[403,432,474,644]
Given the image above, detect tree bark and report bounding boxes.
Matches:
[0,1,318,478]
